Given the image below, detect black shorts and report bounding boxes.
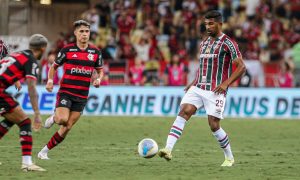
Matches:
[0,89,19,115]
[55,92,87,112]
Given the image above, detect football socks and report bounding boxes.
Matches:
[212,127,234,160]
[166,116,187,151]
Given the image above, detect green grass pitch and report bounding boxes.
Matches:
[0,116,299,180]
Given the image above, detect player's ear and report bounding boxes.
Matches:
[73,29,77,36]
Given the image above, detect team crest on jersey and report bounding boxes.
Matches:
[87,53,94,61]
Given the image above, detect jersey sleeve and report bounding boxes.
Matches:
[95,50,103,69]
[24,59,39,81]
[225,39,242,61]
[54,48,67,68]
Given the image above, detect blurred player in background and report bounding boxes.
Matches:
[0,34,48,171]
[158,10,246,167]
[38,20,104,160]
[0,40,9,59]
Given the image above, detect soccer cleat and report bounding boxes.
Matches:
[21,164,46,172]
[37,151,50,160]
[158,148,172,161]
[221,158,235,167]
[44,115,55,129]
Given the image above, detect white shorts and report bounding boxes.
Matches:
[180,86,226,119]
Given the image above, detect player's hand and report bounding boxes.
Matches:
[33,113,42,132]
[93,78,101,88]
[14,81,22,92]
[46,79,54,92]
[213,82,228,95]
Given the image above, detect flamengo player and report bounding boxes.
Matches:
[37,20,104,159]
[0,34,48,171]
[158,10,246,167]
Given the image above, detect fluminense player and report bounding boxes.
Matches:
[0,34,48,171]
[38,20,104,159]
[158,10,246,167]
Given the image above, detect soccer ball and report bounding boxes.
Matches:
[138,138,158,158]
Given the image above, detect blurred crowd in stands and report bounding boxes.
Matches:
[43,0,300,87]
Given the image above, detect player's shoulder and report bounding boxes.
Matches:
[88,44,102,53]
[11,50,32,60]
[88,43,101,51]
[61,43,76,50]
[223,34,237,45]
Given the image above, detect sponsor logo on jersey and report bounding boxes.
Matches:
[69,49,78,51]
[71,66,92,75]
[199,54,218,58]
[88,50,95,53]
[72,54,78,58]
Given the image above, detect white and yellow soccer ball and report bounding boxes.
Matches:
[138,138,158,158]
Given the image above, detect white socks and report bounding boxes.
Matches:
[41,146,49,154]
[212,127,234,160]
[22,156,32,165]
[166,116,187,151]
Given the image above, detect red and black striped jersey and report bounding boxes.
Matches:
[54,43,103,99]
[0,50,39,89]
[193,33,242,91]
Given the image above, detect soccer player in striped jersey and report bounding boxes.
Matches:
[0,34,48,171]
[158,10,246,167]
[38,20,104,160]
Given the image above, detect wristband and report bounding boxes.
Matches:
[47,79,53,83]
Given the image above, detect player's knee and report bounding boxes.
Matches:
[55,115,68,126]
[178,109,193,120]
[208,121,220,132]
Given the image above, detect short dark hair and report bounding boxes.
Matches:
[73,20,90,29]
[29,34,48,49]
[204,10,223,22]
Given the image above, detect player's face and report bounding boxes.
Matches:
[36,47,46,60]
[204,18,221,37]
[74,25,90,44]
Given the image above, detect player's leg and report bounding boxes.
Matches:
[204,91,234,166]
[208,115,234,166]
[0,91,18,139]
[3,106,45,171]
[39,99,85,160]
[0,118,14,139]
[38,111,81,159]
[44,94,71,128]
[159,86,201,161]
[158,104,197,161]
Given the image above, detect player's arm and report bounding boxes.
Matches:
[92,68,104,88]
[213,57,246,94]
[24,59,42,131]
[26,77,42,131]
[45,64,57,92]
[93,50,104,88]
[46,49,66,92]
[225,57,246,86]
[26,78,40,115]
